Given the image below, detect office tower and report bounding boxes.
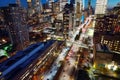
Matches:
[63,11,74,39]
[94,15,118,34]
[59,0,68,11]
[48,0,54,9]
[75,0,82,15]
[16,0,21,6]
[93,3,120,79]
[27,0,32,8]
[31,0,43,24]
[1,4,29,50]
[74,0,82,27]
[94,5,120,53]
[63,12,69,39]
[88,0,93,15]
[27,0,35,17]
[33,0,43,13]
[0,12,4,30]
[0,11,9,41]
[95,0,108,14]
[51,1,60,13]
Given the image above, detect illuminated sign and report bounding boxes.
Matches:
[0,49,9,58]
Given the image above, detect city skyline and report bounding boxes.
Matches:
[0,0,120,8]
[0,0,120,79]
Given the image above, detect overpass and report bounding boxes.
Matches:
[0,40,58,80]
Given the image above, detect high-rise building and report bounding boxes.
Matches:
[74,0,82,27]
[27,0,32,8]
[94,4,120,53]
[0,4,29,50]
[75,0,82,16]
[94,14,118,34]
[59,0,68,11]
[88,0,93,15]
[0,11,4,30]
[0,11,9,41]
[51,1,60,13]
[48,0,54,9]
[33,0,43,13]
[63,11,74,39]
[95,0,108,14]
[16,0,21,6]
[27,0,35,17]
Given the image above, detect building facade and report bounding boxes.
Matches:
[94,4,120,53]
[48,0,54,9]
[1,4,29,50]
[63,11,74,39]
[95,0,108,14]
[75,0,83,13]
[27,0,35,17]
[33,0,43,13]
[59,0,68,11]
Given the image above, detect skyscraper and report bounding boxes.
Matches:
[75,0,83,13]
[27,0,32,8]
[16,0,21,6]
[51,1,60,13]
[27,0,35,17]
[0,4,29,50]
[74,0,82,27]
[88,0,93,15]
[95,0,108,14]
[33,0,43,13]
[59,0,68,11]
[94,4,120,53]
[48,0,54,9]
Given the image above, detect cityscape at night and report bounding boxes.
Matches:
[0,0,120,80]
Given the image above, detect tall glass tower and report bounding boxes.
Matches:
[1,4,29,50]
[95,0,108,14]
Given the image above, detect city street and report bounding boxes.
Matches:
[43,47,70,80]
[58,46,77,80]
[57,16,94,80]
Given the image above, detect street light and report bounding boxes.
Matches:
[107,62,118,71]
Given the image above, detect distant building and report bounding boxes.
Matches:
[48,0,54,9]
[88,0,93,15]
[51,1,60,13]
[27,0,35,17]
[0,11,5,30]
[74,0,82,27]
[63,11,74,39]
[33,0,43,13]
[95,0,108,15]
[0,4,29,50]
[59,0,68,11]
[94,14,118,34]
[43,3,49,9]
[75,0,82,13]
[0,11,9,41]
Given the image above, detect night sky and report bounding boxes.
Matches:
[0,0,120,8]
